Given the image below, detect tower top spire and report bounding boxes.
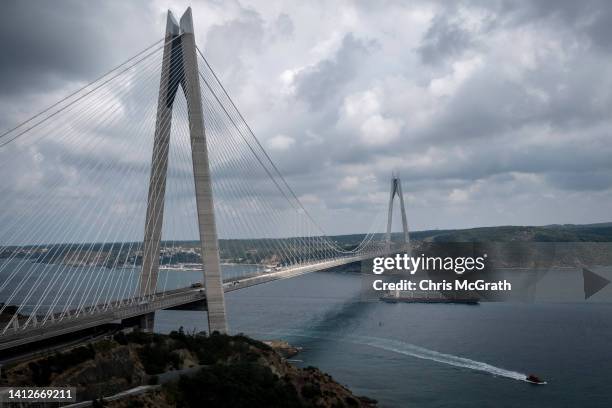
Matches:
[180,7,194,34]
[165,11,180,36]
[165,8,194,36]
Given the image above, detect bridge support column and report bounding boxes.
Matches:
[139,8,228,334]
[139,312,155,332]
[138,10,177,304]
[385,174,410,253]
[181,9,228,334]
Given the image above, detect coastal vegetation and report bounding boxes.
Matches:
[0,330,377,407]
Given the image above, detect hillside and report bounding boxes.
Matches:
[407,222,612,243]
[0,330,377,408]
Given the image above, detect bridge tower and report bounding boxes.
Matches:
[385,174,410,253]
[138,8,227,333]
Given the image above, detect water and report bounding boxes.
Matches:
[154,270,612,408]
[0,260,259,314]
[1,261,611,406]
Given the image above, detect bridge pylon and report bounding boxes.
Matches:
[385,173,410,254]
[138,8,227,333]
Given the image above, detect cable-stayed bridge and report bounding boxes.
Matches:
[0,8,409,352]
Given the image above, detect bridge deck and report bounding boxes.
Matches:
[0,252,383,352]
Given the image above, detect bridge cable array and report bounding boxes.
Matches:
[0,38,400,336]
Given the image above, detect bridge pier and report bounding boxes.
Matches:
[120,312,155,332]
[138,312,155,332]
[138,313,155,332]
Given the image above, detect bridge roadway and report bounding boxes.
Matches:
[0,251,388,352]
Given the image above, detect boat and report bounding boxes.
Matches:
[525,374,546,384]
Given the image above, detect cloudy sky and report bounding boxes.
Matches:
[2,0,612,238]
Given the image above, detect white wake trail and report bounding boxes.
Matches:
[352,334,527,381]
[274,329,529,382]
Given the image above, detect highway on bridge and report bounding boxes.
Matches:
[0,252,385,352]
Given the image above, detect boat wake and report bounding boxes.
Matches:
[272,329,532,383]
[352,334,530,382]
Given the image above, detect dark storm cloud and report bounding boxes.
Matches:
[0,0,157,97]
[582,6,612,52]
[418,13,476,64]
[2,0,612,237]
[498,0,597,25]
[204,7,265,76]
[274,13,294,38]
[476,0,612,52]
[295,34,378,109]
[546,171,612,191]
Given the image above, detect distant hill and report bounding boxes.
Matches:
[407,222,612,243]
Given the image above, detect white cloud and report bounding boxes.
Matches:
[360,114,402,146]
[267,134,295,151]
[429,56,483,97]
[338,176,359,191]
[449,188,469,203]
[341,88,403,146]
